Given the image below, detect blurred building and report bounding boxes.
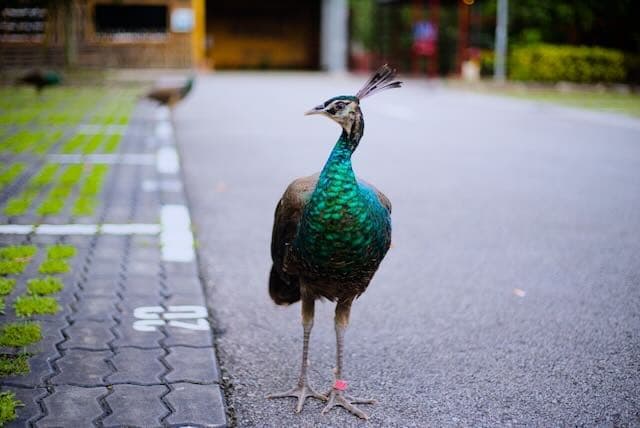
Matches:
[0,0,348,70]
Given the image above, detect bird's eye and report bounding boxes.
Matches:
[335,102,345,110]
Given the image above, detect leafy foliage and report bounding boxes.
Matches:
[510,44,626,83]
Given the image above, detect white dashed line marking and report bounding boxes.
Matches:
[160,204,195,262]
[156,146,180,174]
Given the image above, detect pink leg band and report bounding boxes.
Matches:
[333,379,348,391]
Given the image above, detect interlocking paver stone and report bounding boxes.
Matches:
[165,346,219,384]
[1,352,53,387]
[103,384,169,427]
[7,387,46,428]
[107,348,166,384]
[163,275,204,298]
[81,277,120,297]
[165,383,226,427]
[164,327,214,348]
[37,385,105,427]
[112,315,164,348]
[62,320,115,350]
[0,94,226,427]
[51,350,112,385]
[70,296,118,321]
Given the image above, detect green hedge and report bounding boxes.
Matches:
[509,44,626,83]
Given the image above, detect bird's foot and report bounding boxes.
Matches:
[267,382,327,413]
[321,383,376,420]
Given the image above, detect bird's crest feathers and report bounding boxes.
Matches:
[355,64,402,101]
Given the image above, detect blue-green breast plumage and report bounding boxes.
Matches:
[291,135,391,289]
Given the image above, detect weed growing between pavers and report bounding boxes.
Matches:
[0,245,37,275]
[72,165,108,216]
[26,277,63,295]
[0,278,16,296]
[38,259,70,274]
[0,354,30,377]
[0,391,22,425]
[0,163,25,190]
[46,245,76,260]
[14,296,60,317]
[0,323,42,347]
[0,245,37,260]
[0,260,29,276]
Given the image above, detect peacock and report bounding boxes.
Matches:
[17,69,62,93]
[268,65,402,419]
[144,76,194,107]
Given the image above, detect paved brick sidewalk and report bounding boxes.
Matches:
[0,97,226,427]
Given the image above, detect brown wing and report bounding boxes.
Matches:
[271,173,319,271]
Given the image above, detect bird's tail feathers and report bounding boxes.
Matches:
[356,64,403,100]
[269,265,301,305]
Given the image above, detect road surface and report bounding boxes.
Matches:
[175,72,640,427]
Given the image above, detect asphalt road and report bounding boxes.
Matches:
[174,73,640,427]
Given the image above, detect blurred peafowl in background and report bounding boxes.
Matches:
[144,76,194,108]
[17,69,62,93]
[268,65,402,419]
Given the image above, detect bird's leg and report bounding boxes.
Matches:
[322,299,376,419]
[267,292,326,412]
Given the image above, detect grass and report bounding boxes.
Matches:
[26,277,64,295]
[0,391,22,425]
[456,82,640,117]
[0,278,16,295]
[3,191,36,217]
[72,165,108,216]
[0,163,25,190]
[0,245,37,261]
[14,296,60,317]
[29,164,59,188]
[36,165,84,216]
[104,134,122,153]
[0,245,37,275]
[504,89,640,117]
[46,244,76,260]
[0,354,30,377]
[38,259,70,274]
[0,323,41,347]
[0,260,28,276]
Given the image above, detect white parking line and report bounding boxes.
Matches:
[0,224,160,235]
[156,146,180,174]
[160,204,195,262]
[48,154,156,165]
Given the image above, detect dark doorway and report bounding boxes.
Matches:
[205,0,320,69]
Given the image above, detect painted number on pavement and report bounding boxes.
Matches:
[133,305,210,331]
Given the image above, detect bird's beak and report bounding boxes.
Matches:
[305,104,325,116]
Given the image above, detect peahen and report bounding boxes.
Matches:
[144,76,194,107]
[17,70,62,92]
[268,65,402,419]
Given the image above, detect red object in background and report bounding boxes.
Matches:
[411,0,440,77]
[413,39,436,56]
[412,20,438,56]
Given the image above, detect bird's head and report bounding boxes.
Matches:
[305,95,361,137]
[305,65,402,142]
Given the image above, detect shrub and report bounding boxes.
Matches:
[510,44,626,83]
